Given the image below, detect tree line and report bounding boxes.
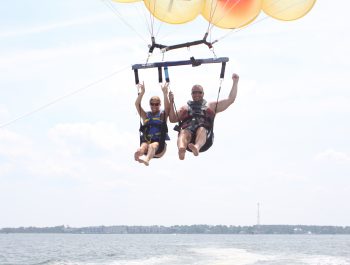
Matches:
[1,225,350,234]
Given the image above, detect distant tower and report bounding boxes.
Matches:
[257,203,261,226]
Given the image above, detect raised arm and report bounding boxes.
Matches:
[135,82,147,120]
[168,91,178,123]
[209,73,239,113]
[168,91,187,123]
[161,82,170,119]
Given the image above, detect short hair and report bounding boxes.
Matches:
[149,96,161,104]
[191,85,204,92]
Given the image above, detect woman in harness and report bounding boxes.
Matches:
[169,73,240,160]
[134,81,170,166]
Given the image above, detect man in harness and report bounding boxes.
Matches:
[168,73,239,160]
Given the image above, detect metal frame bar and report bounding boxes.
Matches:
[148,33,213,54]
[132,57,229,70]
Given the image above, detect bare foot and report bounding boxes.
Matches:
[178,148,186,160]
[188,143,199,156]
[134,150,141,162]
[139,158,149,166]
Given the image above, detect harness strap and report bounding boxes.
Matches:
[158,67,162,83]
[164,66,170,83]
[155,111,168,155]
[134,69,139,85]
[139,111,168,155]
[220,62,226,79]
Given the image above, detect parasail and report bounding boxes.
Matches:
[110,0,316,81]
[112,0,316,29]
[262,0,316,21]
[109,0,316,85]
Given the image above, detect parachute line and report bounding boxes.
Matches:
[209,0,244,32]
[206,0,220,33]
[135,1,153,36]
[148,0,159,37]
[103,0,148,44]
[0,65,130,129]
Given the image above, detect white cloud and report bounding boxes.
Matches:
[0,124,136,184]
[0,105,10,121]
[0,163,13,177]
[0,13,113,39]
[49,121,134,153]
[0,128,76,179]
[0,129,33,157]
[314,149,350,164]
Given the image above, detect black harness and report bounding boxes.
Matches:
[175,100,214,152]
[139,111,169,156]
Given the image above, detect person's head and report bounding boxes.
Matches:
[191,85,204,101]
[149,96,161,113]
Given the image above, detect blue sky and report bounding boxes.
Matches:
[0,1,349,228]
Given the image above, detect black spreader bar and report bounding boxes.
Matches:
[132,57,229,70]
[132,57,229,85]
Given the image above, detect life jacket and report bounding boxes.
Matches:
[177,100,215,152]
[180,100,214,132]
[139,110,169,155]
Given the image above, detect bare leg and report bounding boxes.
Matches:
[177,129,191,160]
[154,143,167,159]
[139,142,159,166]
[188,127,207,156]
[188,143,199,156]
[134,143,148,162]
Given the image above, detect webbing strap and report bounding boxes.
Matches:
[220,62,226,79]
[134,69,139,85]
[164,67,170,83]
[158,67,162,83]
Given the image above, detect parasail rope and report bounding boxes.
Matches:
[0,65,130,129]
[102,0,148,44]
[149,0,158,37]
[206,0,219,34]
[135,1,153,36]
[208,0,244,33]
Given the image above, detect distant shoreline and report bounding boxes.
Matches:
[1,225,350,234]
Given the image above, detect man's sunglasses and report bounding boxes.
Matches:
[192,91,203,95]
[150,102,160,106]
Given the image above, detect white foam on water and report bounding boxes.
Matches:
[190,247,275,265]
[109,255,179,265]
[300,254,350,265]
[46,248,274,265]
[42,249,350,265]
[48,255,178,265]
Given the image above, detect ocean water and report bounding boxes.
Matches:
[0,234,349,265]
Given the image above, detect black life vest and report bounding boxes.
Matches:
[180,100,214,131]
[176,100,215,152]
